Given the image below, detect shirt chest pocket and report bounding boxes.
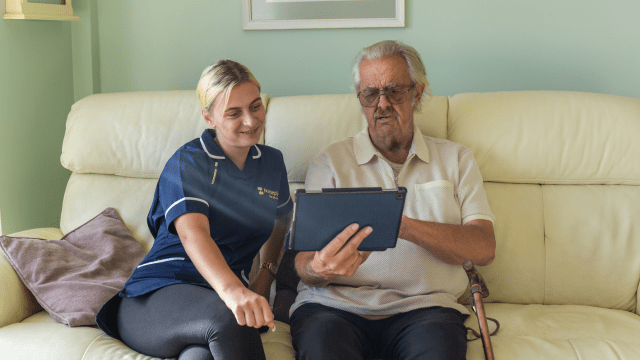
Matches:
[412,180,461,223]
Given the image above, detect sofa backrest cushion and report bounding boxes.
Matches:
[448,91,640,185]
[449,91,640,312]
[60,174,158,251]
[61,91,270,178]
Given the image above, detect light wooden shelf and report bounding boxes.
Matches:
[2,0,79,21]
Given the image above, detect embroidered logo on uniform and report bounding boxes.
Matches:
[257,187,278,200]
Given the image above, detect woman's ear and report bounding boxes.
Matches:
[202,108,216,129]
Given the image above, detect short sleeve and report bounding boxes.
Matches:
[277,152,294,216]
[305,152,337,191]
[457,148,494,224]
[159,151,210,233]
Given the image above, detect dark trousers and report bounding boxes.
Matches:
[273,250,300,324]
[117,284,266,360]
[290,303,468,360]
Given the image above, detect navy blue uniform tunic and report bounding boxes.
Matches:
[121,128,292,297]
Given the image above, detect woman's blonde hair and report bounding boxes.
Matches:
[197,60,261,112]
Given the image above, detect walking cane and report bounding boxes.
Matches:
[463,260,495,360]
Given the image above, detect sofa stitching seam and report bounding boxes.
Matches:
[541,184,547,305]
[566,339,582,360]
[484,179,640,184]
[81,333,106,360]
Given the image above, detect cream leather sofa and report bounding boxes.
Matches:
[1,90,640,360]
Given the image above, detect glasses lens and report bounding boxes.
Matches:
[359,84,414,107]
[388,85,412,103]
[387,88,404,102]
[359,89,378,106]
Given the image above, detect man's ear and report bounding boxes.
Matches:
[414,83,426,103]
[411,83,426,111]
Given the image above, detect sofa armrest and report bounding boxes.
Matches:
[0,228,63,327]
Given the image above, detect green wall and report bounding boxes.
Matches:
[74,0,640,100]
[0,19,74,235]
[2,0,639,234]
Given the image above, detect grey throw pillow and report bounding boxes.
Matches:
[0,208,146,327]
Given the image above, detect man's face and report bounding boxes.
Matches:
[358,55,423,153]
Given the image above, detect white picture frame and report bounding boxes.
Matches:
[241,0,404,30]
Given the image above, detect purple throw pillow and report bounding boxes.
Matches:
[0,208,146,327]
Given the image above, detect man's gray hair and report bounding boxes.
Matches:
[352,40,432,111]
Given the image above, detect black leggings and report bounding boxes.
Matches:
[117,284,266,360]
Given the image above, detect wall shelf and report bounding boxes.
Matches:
[2,0,79,21]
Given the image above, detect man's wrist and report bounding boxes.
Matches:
[399,215,412,240]
[305,256,332,286]
[295,252,331,287]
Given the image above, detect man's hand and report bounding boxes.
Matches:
[295,223,373,287]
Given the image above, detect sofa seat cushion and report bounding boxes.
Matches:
[3,305,638,360]
[465,303,640,359]
[82,321,295,360]
[0,311,296,360]
[0,311,109,360]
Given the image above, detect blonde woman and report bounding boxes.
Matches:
[96,60,292,360]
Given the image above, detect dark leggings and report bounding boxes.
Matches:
[117,284,266,360]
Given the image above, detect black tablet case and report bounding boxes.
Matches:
[287,187,407,251]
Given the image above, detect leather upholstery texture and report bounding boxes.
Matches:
[2,90,639,359]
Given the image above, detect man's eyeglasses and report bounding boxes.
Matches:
[357,83,415,107]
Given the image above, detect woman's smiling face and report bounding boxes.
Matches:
[203,81,265,152]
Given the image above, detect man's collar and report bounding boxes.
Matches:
[353,124,430,165]
[354,127,379,165]
[411,125,430,163]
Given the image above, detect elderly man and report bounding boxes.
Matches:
[288,40,496,360]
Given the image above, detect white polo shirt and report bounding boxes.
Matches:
[290,125,494,318]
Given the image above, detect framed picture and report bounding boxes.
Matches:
[241,0,404,30]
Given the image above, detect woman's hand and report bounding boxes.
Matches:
[174,213,275,329]
[249,268,274,301]
[220,283,275,330]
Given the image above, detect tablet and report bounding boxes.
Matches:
[287,187,407,252]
